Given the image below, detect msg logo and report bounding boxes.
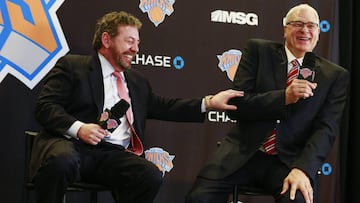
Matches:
[0,0,69,89]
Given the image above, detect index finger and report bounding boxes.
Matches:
[289,184,297,200]
[223,104,238,110]
[227,89,244,96]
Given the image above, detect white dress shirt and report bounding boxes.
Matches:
[66,53,132,148]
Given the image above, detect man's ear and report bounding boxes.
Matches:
[101,32,111,48]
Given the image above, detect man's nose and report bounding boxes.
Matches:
[131,43,139,53]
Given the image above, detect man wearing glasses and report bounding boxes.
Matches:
[186,4,349,203]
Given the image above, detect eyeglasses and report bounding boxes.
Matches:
[286,21,319,31]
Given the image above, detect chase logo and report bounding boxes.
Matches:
[217,49,242,81]
[139,0,175,27]
[0,0,69,89]
[145,147,175,177]
[320,162,332,176]
[208,111,236,123]
[320,20,330,32]
[132,53,185,70]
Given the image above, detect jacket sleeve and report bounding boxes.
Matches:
[227,39,288,122]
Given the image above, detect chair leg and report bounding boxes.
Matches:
[62,194,66,203]
[61,191,97,203]
[233,185,238,203]
[22,187,29,203]
[90,191,98,203]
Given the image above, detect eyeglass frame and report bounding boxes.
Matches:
[286,21,319,31]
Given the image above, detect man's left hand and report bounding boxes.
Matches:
[281,168,313,203]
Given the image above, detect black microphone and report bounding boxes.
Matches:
[298,52,316,81]
[98,99,130,132]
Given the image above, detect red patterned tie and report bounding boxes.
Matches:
[262,59,299,154]
[287,59,300,86]
[113,71,143,156]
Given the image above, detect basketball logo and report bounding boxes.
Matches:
[139,0,175,27]
[0,0,68,89]
[217,49,242,81]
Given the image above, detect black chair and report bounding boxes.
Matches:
[23,131,112,203]
[232,185,271,203]
[216,142,271,203]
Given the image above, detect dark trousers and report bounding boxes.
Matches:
[185,151,314,203]
[33,139,163,203]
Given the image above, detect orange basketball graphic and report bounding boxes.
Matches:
[217,49,242,81]
[139,0,175,27]
[149,7,165,25]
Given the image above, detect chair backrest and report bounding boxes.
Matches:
[22,131,111,203]
[24,131,39,184]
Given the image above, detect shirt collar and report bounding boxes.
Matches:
[98,53,123,79]
[284,46,304,65]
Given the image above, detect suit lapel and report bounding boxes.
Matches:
[272,47,288,89]
[313,58,320,83]
[123,71,142,135]
[88,54,104,114]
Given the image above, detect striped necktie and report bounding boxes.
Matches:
[262,59,299,154]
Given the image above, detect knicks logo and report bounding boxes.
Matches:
[145,147,175,177]
[0,0,68,89]
[217,49,242,81]
[299,68,313,80]
[139,0,175,27]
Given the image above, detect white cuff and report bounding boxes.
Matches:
[65,120,84,139]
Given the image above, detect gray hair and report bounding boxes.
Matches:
[282,4,320,26]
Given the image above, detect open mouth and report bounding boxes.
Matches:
[297,36,311,42]
[298,36,310,40]
[123,54,134,63]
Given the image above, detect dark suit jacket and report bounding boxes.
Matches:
[199,39,349,182]
[30,53,205,179]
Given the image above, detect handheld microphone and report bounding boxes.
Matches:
[298,52,316,82]
[98,99,130,132]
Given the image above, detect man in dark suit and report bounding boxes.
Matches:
[29,11,243,203]
[186,4,349,203]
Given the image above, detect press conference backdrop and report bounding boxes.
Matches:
[0,1,340,203]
